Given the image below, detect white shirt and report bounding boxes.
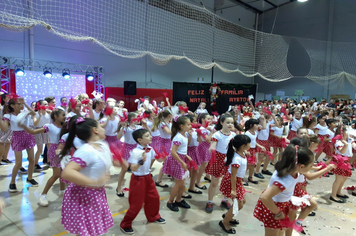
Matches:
[245,130,257,148]
[66,111,86,118]
[308,129,315,135]
[229,152,247,178]
[315,124,328,135]
[158,122,172,140]
[271,126,284,137]
[211,131,236,154]
[325,129,335,142]
[44,123,62,144]
[129,144,156,176]
[124,125,142,144]
[290,118,303,132]
[35,112,51,127]
[60,133,86,149]
[257,124,270,141]
[196,108,208,114]
[269,171,301,202]
[93,110,101,120]
[188,129,199,147]
[71,142,113,186]
[172,132,188,155]
[3,113,31,131]
[99,116,120,136]
[335,139,353,157]
[147,119,160,137]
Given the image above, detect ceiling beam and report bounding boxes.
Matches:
[264,0,277,8]
[261,0,296,14]
[229,0,263,14]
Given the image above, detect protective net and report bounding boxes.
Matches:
[0,0,356,84]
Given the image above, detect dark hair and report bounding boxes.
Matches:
[50,109,64,122]
[296,127,308,135]
[226,135,251,166]
[171,116,190,141]
[92,98,104,110]
[244,119,259,132]
[132,129,150,143]
[275,145,314,177]
[152,109,171,132]
[198,113,209,124]
[144,109,152,116]
[302,116,316,129]
[44,96,55,104]
[60,97,67,103]
[186,114,196,123]
[326,118,337,127]
[317,113,327,122]
[215,114,233,131]
[7,98,16,113]
[35,99,45,112]
[59,116,98,158]
[335,125,347,137]
[309,134,321,145]
[289,137,310,148]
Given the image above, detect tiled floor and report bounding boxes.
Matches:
[0,149,356,236]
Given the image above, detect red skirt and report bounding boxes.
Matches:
[287,130,297,140]
[270,136,284,148]
[317,134,326,149]
[256,139,270,153]
[323,142,334,156]
[331,156,352,177]
[290,182,309,211]
[246,147,257,165]
[219,173,245,201]
[205,151,228,178]
[254,199,291,230]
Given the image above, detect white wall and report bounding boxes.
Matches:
[0,1,257,89]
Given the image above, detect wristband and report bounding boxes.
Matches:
[138,160,144,165]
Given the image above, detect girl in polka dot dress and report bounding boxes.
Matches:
[286,110,303,140]
[314,114,329,162]
[270,115,285,162]
[330,125,356,203]
[60,116,126,236]
[162,115,193,212]
[196,113,213,189]
[20,109,67,206]
[205,114,236,213]
[253,145,314,236]
[0,97,39,191]
[219,134,251,234]
[322,119,337,163]
[152,109,172,188]
[99,105,120,145]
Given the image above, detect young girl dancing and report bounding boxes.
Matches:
[60,116,126,236]
[162,115,192,212]
[100,105,120,145]
[270,115,285,162]
[20,109,66,206]
[286,110,303,140]
[219,134,251,234]
[314,113,329,161]
[205,114,236,213]
[322,119,337,163]
[0,97,39,191]
[253,145,314,236]
[196,113,213,189]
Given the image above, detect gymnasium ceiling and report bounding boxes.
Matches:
[214,0,296,14]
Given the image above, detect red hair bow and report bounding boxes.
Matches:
[131,116,143,123]
[142,112,150,119]
[105,107,113,116]
[70,98,77,110]
[81,99,90,105]
[263,107,272,115]
[179,106,189,113]
[36,102,46,111]
[140,98,145,103]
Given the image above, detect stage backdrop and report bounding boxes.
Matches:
[173,82,257,114]
[16,71,86,104]
[105,87,173,112]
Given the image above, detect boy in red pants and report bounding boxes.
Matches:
[120,129,165,235]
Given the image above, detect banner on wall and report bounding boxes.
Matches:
[173,82,257,114]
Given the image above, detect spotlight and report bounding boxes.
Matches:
[86,71,94,81]
[15,66,25,76]
[297,0,308,2]
[62,68,70,80]
[43,67,52,78]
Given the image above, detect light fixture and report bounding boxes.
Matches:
[62,68,70,80]
[297,0,308,2]
[86,71,94,81]
[15,65,25,76]
[43,67,52,78]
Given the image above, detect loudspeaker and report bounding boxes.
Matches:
[124,81,136,95]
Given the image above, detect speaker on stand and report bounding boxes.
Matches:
[124,81,137,112]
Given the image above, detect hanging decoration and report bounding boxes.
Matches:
[209,82,221,111]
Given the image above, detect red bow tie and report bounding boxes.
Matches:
[144,147,151,153]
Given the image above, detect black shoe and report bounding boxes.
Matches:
[261,170,273,175]
[248,177,258,184]
[329,196,346,203]
[155,181,169,188]
[337,194,349,199]
[2,159,12,164]
[116,189,124,197]
[175,200,190,209]
[204,177,211,182]
[154,217,166,224]
[308,211,316,216]
[352,192,356,196]
[188,189,202,194]
[34,164,42,172]
[26,178,38,187]
[243,182,249,186]
[127,166,131,172]
[181,193,192,199]
[328,172,334,175]
[254,173,265,179]
[167,202,179,212]
[325,174,330,177]
[222,214,240,225]
[301,229,306,235]
[8,183,17,192]
[19,167,27,173]
[195,184,207,190]
[219,221,236,234]
[120,227,134,235]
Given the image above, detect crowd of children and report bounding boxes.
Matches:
[0,94,355,236]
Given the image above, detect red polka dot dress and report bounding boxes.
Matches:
[254,171,302,230]
[323,129,335,156]
[61,142,114,236]
[245,130,258,165]
[290,174,309,211]
[257,124,271,154]
[332,140,353,177]
[315,123,328,151]
[220,152,247,200]
[270,126,284,148]
[287,117,303,140]
[205,131,236,178]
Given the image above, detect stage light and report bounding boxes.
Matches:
[86,71,94,81]
[15,66,25,76]
[62,68,70,80]
[43,67,52,78]
[297,0,308,2]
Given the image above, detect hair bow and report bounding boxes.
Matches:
[178,106,189,113]
[76,117,85,124]
[173,115,179,122]
[295,145,299,165]
[131,116,143,123]
[139,98,145,103]
[70,98,77,110]
[142,112,150,119]
[36,102,46,111]
[105,107,113,116]
[263,107,272,115]
[81,99,90,105]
